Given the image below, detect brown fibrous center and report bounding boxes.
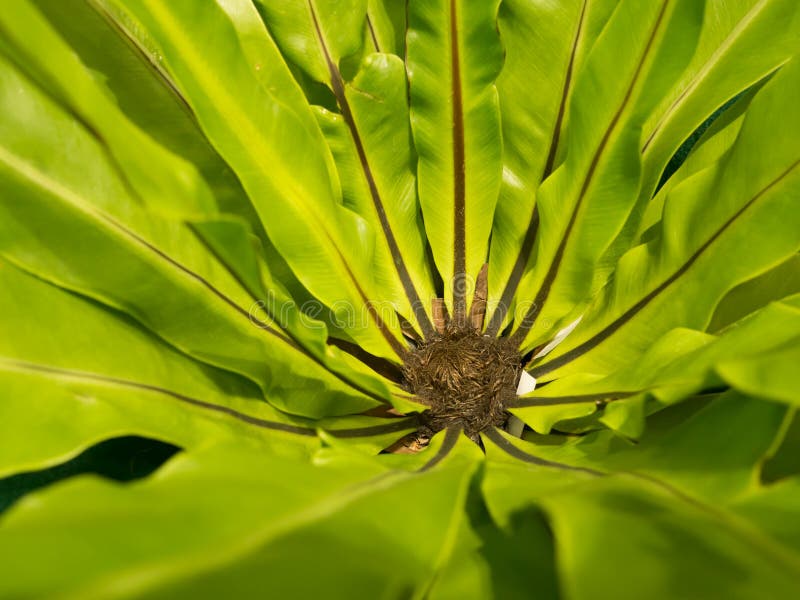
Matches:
[402,325,521,437]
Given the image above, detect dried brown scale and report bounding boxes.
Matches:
[402,323,522,437]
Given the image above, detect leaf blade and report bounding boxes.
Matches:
[407,0,503,321]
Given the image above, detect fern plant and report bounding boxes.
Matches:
[1,0,799,597]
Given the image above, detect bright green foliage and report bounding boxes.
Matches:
[0,0,798,598]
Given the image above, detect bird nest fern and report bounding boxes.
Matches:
[1,0,799,598]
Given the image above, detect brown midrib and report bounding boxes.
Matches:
[450,0,468,325]
[508,390,635,408]
[366,14,381,52]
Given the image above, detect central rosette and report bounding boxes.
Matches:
[403,326,521,437]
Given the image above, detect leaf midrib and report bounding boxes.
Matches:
[450,0,468,324]
[85,0,196,124]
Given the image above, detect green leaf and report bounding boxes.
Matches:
[316,53,438,336]
[641,0,800,200]
[486,0,619,334]
[406,0,503,322]
[195,3,376,301]
[0,262,318,477]
[732,475,800,554]
[116,0,406,360]
[603,393,788,501]
[708,254,800,332]
[514,296,800,432]
[482,395,800,598]
[0,0,215,218]
[0,444,380,598]
[2,1,799,595]
[536,294,799,393]
[761,410,800,482]
[427,495,557,600]
[261,0,442,337]
[365,0,403,56]
[258,1,437,338]
[718,341,800,405]
[0,442,478,599]
[494,391,789,503]
[532,57,800,380]
[542,477,800,599]
[28,0,265,233]
[254,0,367,85]
[601,0,800,280]
[509,0,704,350]
[635,87,756,243]
[0,56,390,416]
[185,216,399,402]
